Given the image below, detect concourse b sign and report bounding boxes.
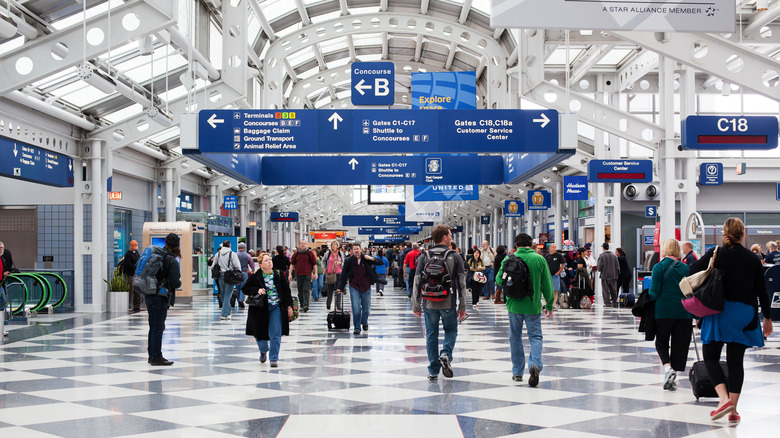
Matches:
[351,62,394,106]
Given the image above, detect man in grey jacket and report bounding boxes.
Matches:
[412,225,468,380]
[597,243,620,307]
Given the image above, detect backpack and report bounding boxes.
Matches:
[420,248,455,302]
[501,254,532,300]
[133,246,167,296]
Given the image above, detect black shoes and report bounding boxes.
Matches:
[529,365,540,387]
[362,324,369,331]
[512,375,523,382]
[303,306,309,312]
[439,353,453,378]
[149,357,174,366]
[353,329,360,335]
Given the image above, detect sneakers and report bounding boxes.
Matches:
[512,375,523,382]
[219,315,232,321]
[270,361,278,368]
[427,374,438,380]
[149,357,174,366]
[663,368,677,391]
[528,365,540,387]
[438,353,453,378]
[728,412,741,424]
[362,324,369,331]
[260,352,267,363]
[378,292,383,296]
[303,306,309,312]
[353,329,361,335]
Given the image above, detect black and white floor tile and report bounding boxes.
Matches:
[1,285,779,437]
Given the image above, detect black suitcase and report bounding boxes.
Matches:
[690,328,728,401]
[618,293,636,308]
[327,293,350,330]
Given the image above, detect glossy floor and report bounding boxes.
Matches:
[1,286,779,438]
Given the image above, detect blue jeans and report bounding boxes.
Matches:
[312,274,323,300]
[256,303,282,361]
[508,312,543,376]
[405,267,411,296]
[145,294,169,360]
[423,307,458,375]
[483,266,495,297]
[218,275,235,317]
[349,285,371,331]
[237,272,248,303]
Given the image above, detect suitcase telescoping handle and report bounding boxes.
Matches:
[691,324,701,362]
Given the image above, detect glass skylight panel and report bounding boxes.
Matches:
[32,67,78,90]
[60,85,115,108]
[596,49,633,66]
[471,0,492,15]
[248,16,261,44]
[287,46,315,68]
[545,48,583,65]
[148,126,181,144]
[102,103,144,124]
[51,0,124,30]
[260,0,295,21]
[319,36,348,54]
[352,34,382,47]
[0,36,23,56]
[121,49,187,83]
[159,85,189,102]
[210,22,223,70]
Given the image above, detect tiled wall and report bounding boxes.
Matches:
[36,205,74,270]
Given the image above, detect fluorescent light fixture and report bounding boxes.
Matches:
[10,15,38,40]
[0,16,18,38]
[146,106,174,127]
[78,63,117,94]
[756,0,768,11]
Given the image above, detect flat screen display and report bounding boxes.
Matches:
[368,185,405,204]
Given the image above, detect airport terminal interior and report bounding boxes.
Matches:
[1,0,780,436]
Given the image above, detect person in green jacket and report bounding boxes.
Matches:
[496,233,554,387]
[648,238,692,391]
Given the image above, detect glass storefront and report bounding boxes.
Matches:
[113,209,131,267]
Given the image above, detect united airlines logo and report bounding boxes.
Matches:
[531,192,544,206]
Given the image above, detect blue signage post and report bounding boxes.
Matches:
[351,62,395,106]
[342,215,432,227]
[682,115,779,150]
[699,162,723,186]
[0,136,74,187]
[223,196,238,210]
[358,227,405,235]
[270,212,299,222]
[527,190,551,210]
[504,200,524,218]
[563,175,589,201]
[198,109,560,154]
[587,160,653,183]
[645,205,657,218]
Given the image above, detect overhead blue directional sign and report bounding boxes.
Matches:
[505,149,576,184]
[223,196,238,210]
[342,215,432,227]
[398,226,423,234]
[528,190,551,210]
[588,160,653,183]
[371,236,408,244]
[198,109,560,154]
[414,185,478,201]
[184,151,261,184]
[351,62,395,106]
[563,175,589,201]
[504,200,524,218]
[699,162,723,186]
[358,227,406,235]
[0,136,73,187]
[368,235,410,242]
[270,212,299,222]
[645,205,657,218]
[682,116,779,150]
[777,182,780,201]
[261,155,504,186]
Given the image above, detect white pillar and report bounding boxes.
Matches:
[238,196,248,243]
[164,168,175,222]
[492,207,499,245]
[209,185,220,216]
[554,181,563,245]
[260,203,269,251]
[659,56,677,243]
[150,181,158,222]
[73,157,85,311]
[90,139,107,312]
[679,65,698,238]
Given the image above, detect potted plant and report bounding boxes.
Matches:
[105,266,130,314]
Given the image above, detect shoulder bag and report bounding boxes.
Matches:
[679,247,718,297]
[224,252,245,285]
[325,252,339,284]
[244,293,265,307]
[681,250,725,317]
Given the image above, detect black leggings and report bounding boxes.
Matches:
[702,341,747,394]
[654,318,693,371]
[471,282,482,305]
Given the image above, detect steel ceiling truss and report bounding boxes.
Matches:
[0,0,177,96]
[612,30,780,101]
[262,12,509,110]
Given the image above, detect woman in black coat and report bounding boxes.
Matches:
[271,245,290,277]
[242,252,294,367]
[615,247,632,296]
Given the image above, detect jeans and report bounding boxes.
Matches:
[423,307,458,375]
[405,267,411,296]
[349,285,371,331]
[256,303,282,361]
[145,294,169,360]
[218,275,235,317]
[508,312,543,376]
[237,272,248,303]
[376,274,385,293]
[483,266,495,297]
[312,274,323,300]
[296,275,312,309]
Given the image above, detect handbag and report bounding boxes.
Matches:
[290,297,299,321]
[326,273,338,284]
[681,265,725,318]
[679,247,718,297]
[473,271,487,283]
[244,294,265,307]
[223,252,244,285]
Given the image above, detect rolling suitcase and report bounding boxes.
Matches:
[690,327,728,401]
[618,293,636,308]
[327,293,350,330]
[570,276,590,309]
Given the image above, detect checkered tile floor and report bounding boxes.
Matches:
[2,285,779,438]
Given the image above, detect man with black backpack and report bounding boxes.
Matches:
[412,225,467,380]
[145,233,182,366]
[496,233,554,387]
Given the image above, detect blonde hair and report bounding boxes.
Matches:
[661,239,681,259]
[751,244,762,253]
[259,252,272,263]
[722,217,745,248]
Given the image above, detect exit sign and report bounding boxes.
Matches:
[109,191,122,200]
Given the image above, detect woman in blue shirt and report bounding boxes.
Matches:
[375,249,389,296]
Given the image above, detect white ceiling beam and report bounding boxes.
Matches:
[444,41,458,69]
[413,34,423,62]
[382,32,389,59]
[249,0,276,41]
[0,0,176,96]
[294,0,311,26]
[570,44,616,83]
[458,0,473,24]
[420,0,430,14]
[615,49,658,91]
[338,0,349,16]
[743,2,780,38]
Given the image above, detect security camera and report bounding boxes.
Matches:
[645,185,658,198]
[622,183,660,201]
